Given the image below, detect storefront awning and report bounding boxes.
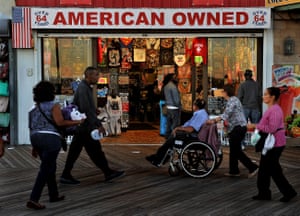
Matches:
[0,19,11,37]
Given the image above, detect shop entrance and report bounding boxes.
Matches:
[41,36,260,135]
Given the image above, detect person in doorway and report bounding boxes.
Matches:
[27,81,83,210]
[208,84,258,178]
[237,69,261,123]
[163,73,181,138]
[249,87,297,202]
[60,66,125,185]
[106,89,122,136]
[146,98,208,167]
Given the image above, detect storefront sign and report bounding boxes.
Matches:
[31,8,271,29]
[266,0,300,7]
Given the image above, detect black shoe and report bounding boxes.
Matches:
[145,156,160,168]
[252,194,271,201]
[60,176,80,185]
[49,195,65,203]
[280,191,297,202]
[105,170,125,182]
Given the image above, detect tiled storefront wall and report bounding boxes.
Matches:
[273,12,300,64]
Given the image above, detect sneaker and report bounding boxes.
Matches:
[145,155,160,168]
[248,168,259,178]
[105,170,125,182]
[280,191,297,202]
[224,172,240,177]
[49,195,65,203]
[60,176,80,185]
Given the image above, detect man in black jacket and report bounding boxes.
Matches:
[60,66,124,184]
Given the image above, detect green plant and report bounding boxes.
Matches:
[288,116,300,130]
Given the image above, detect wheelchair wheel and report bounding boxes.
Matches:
[168,164,180,176]
[180,141,216,178]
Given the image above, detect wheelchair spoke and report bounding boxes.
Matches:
[180,142,216,178]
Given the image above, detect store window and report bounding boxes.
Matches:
[43,38,93,95]
[42,37,258,116]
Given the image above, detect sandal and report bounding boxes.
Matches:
[26,200,46,210]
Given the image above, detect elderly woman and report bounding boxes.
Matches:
[209,84,258,178]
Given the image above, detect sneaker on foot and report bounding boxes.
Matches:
[224,172,240,177]
[280,191,297,202]
[145,156,160,168]
[49,195,65,203]
[105,170,125,182]
[60,176,80,185]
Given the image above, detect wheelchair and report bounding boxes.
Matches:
[161,128,223,178]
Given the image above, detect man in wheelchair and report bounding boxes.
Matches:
[146,98,209,167]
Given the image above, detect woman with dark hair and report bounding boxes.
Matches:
[27,81,83,210]
[146,98,208,167]
[249,87,297,202]
[209,84,258,178]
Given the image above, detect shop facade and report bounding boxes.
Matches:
[266,0,300,137]
[12,2,273,145]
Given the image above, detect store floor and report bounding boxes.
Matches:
[102,120,166,145]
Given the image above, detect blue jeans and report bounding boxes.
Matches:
[165,109,181,138]
[29,133,61,202]
[243,108,261,123]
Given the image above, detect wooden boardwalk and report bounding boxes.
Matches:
[0,142,300,216]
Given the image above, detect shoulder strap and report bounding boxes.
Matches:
[37,104,59,130]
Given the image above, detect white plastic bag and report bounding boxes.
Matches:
[262,133,275,155]
[250,129,261,146]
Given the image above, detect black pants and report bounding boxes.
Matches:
[257,146,296,197]
[228,125,257,174]
[155,135,175,162]
[62,128,112,177]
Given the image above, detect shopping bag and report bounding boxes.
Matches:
[262,133,275,155]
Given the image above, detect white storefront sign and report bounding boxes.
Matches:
[31,8,271,29]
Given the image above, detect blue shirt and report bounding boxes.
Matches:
[183,109,209,132]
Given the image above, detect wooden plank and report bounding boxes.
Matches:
[0,145,300,215]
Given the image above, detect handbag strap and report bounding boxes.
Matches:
[37,103,59,130]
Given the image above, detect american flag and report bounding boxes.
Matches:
[12,7,32,49]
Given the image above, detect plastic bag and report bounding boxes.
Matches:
[262,133,275,155]
[250,129,261,146]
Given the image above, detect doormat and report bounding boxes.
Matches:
[127,123,157,130]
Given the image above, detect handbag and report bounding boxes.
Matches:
[255,128,283,153]
[37,104,68,151]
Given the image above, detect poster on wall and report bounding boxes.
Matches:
[272,64,300,120]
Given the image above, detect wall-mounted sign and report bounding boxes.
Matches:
[30,7,271,29]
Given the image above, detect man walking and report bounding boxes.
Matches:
[60,66,124,184]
